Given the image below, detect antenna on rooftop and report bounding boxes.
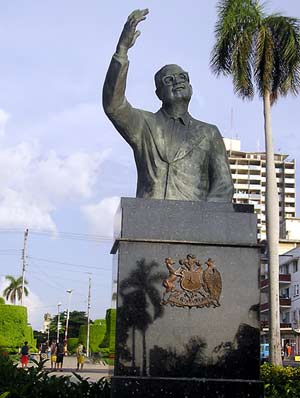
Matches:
[230,107,239,140]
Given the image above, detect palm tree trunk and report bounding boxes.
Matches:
[132,326,136,368]
[142,330,147,376]
[263,90,282,365]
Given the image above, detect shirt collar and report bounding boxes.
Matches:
[161,108,191,126]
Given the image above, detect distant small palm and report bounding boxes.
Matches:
[3,275,28,305]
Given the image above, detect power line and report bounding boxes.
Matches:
[0,227,113,243]
[27,256,109,271]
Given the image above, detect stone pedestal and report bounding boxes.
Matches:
[111,198,264,398]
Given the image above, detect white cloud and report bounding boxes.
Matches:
[0,140,110,231]
[0,109,10,137]
[81,196,120,237]
[24,291,45,330]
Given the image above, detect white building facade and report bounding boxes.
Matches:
[224,138,296,241]
[224,138,300,353]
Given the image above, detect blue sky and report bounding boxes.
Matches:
[0,0,299,329]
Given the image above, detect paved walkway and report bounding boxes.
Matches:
[29,355,112,383]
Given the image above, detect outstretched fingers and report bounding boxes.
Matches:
[127,8,149,27]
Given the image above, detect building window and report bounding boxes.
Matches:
[293,261,298,273]
[293,284,300,297]
[281,288,289,298]
[293,311,297,322]
[282,312,290,323]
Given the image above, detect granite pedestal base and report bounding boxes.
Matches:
[112,376,264,398]
[111,198,263,398]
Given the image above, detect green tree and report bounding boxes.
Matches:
[211,0,300,365]
[48,311,90,340]
[3,275,28,305]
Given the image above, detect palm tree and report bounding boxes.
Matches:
[3,275,29,305]
[211,0,300,365]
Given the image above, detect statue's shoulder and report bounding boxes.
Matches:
[189,116,219,133]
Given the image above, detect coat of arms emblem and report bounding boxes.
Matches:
[161,254,222,308]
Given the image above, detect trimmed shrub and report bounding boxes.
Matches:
[67,338,78,354]
[261,363,300,397]
[78,320,106,354]
[0,305,35,352]
[100,309,116,355]
[0,297,5,305]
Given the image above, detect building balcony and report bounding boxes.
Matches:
[284,207,296,213]
[260,274,291,290]
[260,298,291,312]
[285,188,295,193]
[261,320,292,330]
[234,193,249,199]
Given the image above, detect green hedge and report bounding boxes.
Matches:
[0,297,5,305]
[99,309,116,355]
[0,305,35,352]
[78,320,106,354]
[66,338,78,354]
[261,363,300,397]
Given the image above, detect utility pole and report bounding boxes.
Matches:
[64,289,73,349]
[86,275,91,357]
[21,229,29,306]
[57,302,61,343]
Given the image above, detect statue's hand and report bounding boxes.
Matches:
[116,9,149,56]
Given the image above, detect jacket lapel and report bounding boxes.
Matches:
[172,117,207,162]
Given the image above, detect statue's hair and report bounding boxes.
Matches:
[154,64,184,89]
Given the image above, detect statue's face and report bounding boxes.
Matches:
[156,65,192,104]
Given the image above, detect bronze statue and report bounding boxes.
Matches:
[103,9,233,202]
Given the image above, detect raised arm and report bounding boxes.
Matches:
[102,9,149,145]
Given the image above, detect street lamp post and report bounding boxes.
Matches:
[57,302,61,343]
[64,289,73,351]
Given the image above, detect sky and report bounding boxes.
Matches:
[0,0,300,330]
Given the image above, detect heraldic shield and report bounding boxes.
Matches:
[161,254,222,309]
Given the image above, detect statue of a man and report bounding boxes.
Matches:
[103,9,233,202]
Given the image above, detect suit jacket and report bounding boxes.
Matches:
[103,53,233,202]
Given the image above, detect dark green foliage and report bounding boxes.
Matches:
[261,363,300,397]
[49,311,90,340]
[0,297,5,305]
[211,0,300,103]
[78,321,106,353]
[0,355,111,397]
[0,305,35,352]
[99,309,116,354]
[67,338,79,354]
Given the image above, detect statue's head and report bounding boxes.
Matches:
[155,64,193,105]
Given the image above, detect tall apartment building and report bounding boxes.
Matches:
[224,138,296,240]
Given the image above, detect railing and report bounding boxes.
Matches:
[260,298,291,312]
[261,320,292,330]
[260,274,291,289]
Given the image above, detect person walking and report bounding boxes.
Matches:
[50,340,57,370]
[286,343,292,358]
[20,341,29,368]
[76,341,85,371]
[56,340,65,371]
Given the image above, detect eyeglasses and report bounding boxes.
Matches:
[161,72,189,86]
